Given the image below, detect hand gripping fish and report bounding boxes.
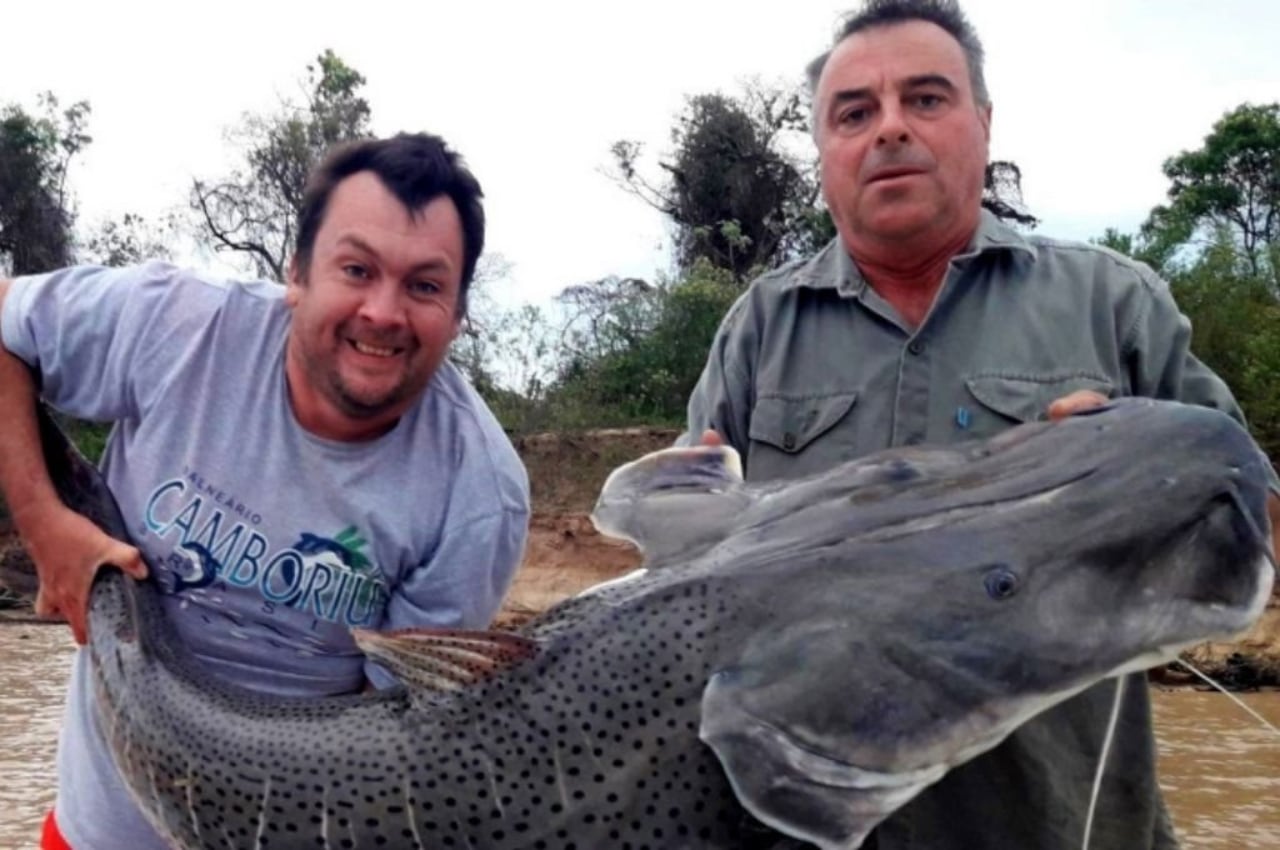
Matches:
[48,399,1273,850]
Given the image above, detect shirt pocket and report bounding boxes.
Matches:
[746,392,859,479]
[964,373,1115,429]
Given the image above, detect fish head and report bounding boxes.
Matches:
[697,398,1274,849]
[874,397,1274,687]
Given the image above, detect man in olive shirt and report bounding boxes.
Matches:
[683,1,1278,847]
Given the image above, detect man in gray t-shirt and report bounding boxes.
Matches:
[682,2,1278,849]
[0,133,530,850]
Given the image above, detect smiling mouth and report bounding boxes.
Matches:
[349,339,402,358]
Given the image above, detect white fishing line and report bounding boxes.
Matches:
[1174,658,1280,736]
[1081,676,1125,850]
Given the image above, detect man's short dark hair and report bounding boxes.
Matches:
[293,132,485,316]
[806,0,989,107]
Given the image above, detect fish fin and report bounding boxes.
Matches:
[591,445,752,566]
[352,628,537,692]
[700,671,941,850]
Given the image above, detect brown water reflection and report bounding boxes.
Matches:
[0,626,1275,848]
[1152,688,1280,849]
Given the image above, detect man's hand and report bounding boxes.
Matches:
[697,429,724,447]
[1046,390,1110,422]
[18,501,146,645]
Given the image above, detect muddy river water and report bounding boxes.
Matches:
[0,624,1275,848]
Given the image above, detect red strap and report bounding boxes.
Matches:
[41,811,73,850]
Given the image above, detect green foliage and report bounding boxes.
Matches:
[1144,102,1280,284]
[1099,102,1280,455]
[529,261,740,431]
[1089,226,1178,275]
[48,413,112,464]
[611,82,824,282]
[1167,232,1280,454]
[0,93,90,275]
[1091,227,1137,257]
[464,302,563,432]
[467,262,743,435]
[190,50,373,279]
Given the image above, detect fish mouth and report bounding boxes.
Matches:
[711,624,1200,793]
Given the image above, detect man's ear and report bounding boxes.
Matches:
[284,256,302,307]
[979,102,993,142]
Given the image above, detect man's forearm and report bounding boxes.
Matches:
[0,279,60,532]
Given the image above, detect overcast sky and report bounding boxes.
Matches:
[4,0,1279,306]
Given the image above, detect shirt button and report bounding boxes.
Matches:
[783,432,797,450]
[908,340,925,355]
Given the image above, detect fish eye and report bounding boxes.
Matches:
[983,566,1020,600]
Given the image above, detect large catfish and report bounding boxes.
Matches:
[47,399,1273,849]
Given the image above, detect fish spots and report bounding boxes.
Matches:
[91,548,766,846]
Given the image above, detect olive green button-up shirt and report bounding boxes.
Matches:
[685,211,1251,485]
[681,212,1262,849]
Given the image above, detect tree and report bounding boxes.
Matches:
[1098,223,1280,456]
[0,94,91,275]
[80,212,176,267]
[1144,102,1280,281]
[191,50,373,279]
[982,161,1038,229]
[1090,226,1178,276]
[1167,228,1280,453]
[611,83,823,281]
[545,262,740,426]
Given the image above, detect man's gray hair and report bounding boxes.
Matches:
[806,0,990,107]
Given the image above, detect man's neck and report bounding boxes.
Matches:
[847,225,976,329]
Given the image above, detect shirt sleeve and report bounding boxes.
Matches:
[1124,267,1280,490]
[679,293,756,455]
[1,262,205,422]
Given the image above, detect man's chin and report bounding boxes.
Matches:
[330,380,409,421]
[851,206,948,245]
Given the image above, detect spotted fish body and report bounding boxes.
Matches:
[60,400,1274,850]
[88,567,766,848]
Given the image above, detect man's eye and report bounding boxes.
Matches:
[914,94,944,109]
[409,280,441,297]
[343,264,369,280]
[839,107,869,125]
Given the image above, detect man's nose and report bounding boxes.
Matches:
[875,102,911,147]
[358,281,407,326]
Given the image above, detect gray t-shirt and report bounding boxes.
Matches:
[4,262,530,849]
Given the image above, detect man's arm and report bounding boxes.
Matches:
[1128,274,1280,559]
[679,296,755,455]
[0,278,145,643]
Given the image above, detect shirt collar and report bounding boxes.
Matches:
[785,209,1038,295]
